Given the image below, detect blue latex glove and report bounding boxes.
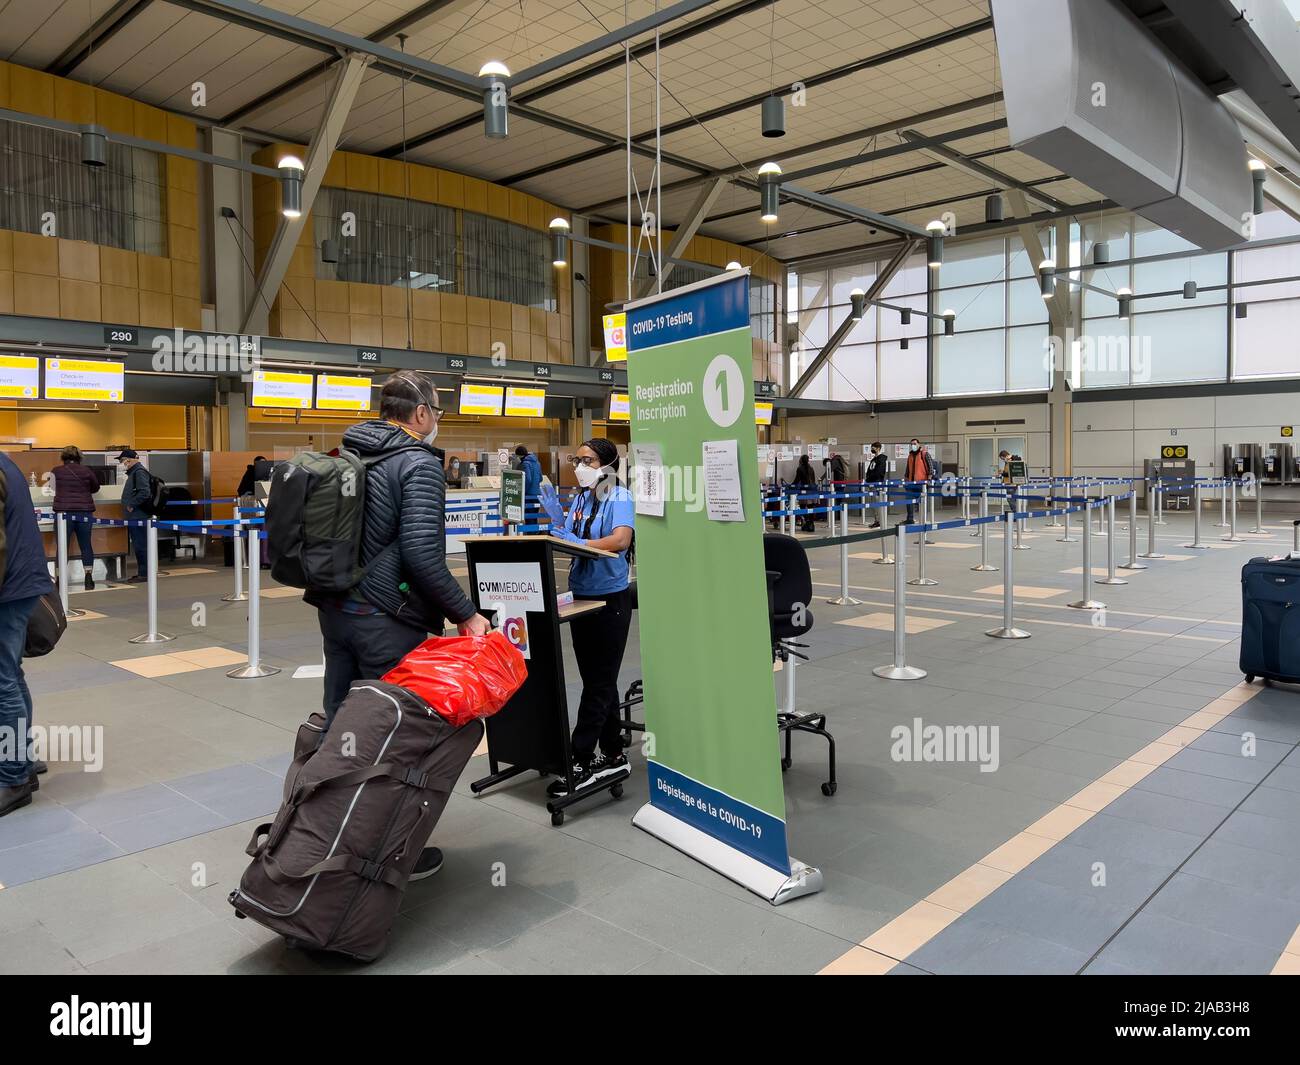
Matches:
[538,483,566,527]
[550,525,583,545]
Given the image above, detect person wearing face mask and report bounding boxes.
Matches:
[904,438,933,524]
[306,370,491,881]
[864,441,887,528]
[536,439,635,797]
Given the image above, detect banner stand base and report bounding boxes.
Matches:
[632,803,822,906]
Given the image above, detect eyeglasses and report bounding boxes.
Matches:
[569,455,601,468]
[427,404,444,421]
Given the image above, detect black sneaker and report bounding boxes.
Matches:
[126,574,147,584]
[867,521,881,529]
[84,575,95,590]
[408,847,443,882]
[0,781,34,817]
[32,760,47,775]
[547,752,630,797]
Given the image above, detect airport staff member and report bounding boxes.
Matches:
[50,446,100,589]
[515,445,542,499]
[537,438,634,797]
[865,441,887,529]
[117,449,152,583]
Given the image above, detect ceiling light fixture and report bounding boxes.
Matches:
[479,61,511,139]
[926,220,946,268]
[758,162,782,223]
[549,217,570,267]
[278,155,305,218]
[1249,157,1266,216]
[761,93,785,138]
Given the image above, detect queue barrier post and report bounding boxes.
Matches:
[908,515,939,587]
[1293,519,1299,554]
[971,484,998,572]
[787,492,797,536]
[962,477,971,523]
[873,527,926,681]
[1252,478,1265,534]
[55,513,86,619]
[923,482,935,545]
[1155,478,1168,525]
[1140,483,1165,559]
[1183,481,1209,549]
[1224,478,1244,542]
[1013,488,1030,550]
[129,520,175,644]
[987,511,1030,640]
[1058,478,1078,543]
[1215,477,1230,528]
[827,503,863,606]
[1120,487,1148,570]
[1044,479,1064,528]
[1068,501,1106,610]
[222,509,249,602]
[1097,494,1128,585]
[228,526,281,679]
[827,492,837,538]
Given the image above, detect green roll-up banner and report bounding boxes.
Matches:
[626,272,821,904]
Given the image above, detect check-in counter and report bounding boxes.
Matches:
[32,483,129,562]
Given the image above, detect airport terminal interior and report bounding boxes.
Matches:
[1,0,1299,982]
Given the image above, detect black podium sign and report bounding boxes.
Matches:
[462,534,616,824]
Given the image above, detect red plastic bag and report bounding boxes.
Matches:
[382,631,528,727]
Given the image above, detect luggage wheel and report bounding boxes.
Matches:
[550,809,565,827]
[610,783,623,800]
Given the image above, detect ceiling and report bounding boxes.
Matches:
[0,0,1113,263]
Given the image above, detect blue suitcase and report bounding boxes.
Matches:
[1240,556,1300,684]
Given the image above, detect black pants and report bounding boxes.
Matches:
[569,589,634,761]
[318,607,427,726]
[69,516,94,570]
[125,509,149,574]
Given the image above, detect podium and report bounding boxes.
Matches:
[462,534,620,825]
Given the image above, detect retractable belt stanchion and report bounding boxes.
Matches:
[1120,487,1147,570]
[1069,501,1106,610]
[1251,478,1265,534]
[908,511,938,587]
[1183,480,1209,549]
[129,519,175,644]
[1293,519,1299,553]
[1097,494,1128,585]
[922,481,935,545]
[788,491,797,535]
[971,484,998,572]
[1044,478,1063,527]
[1058,478,1078,542]
[970,481,982,536]
[1140,483,1165,558]
[1224,478,1244,542]
[962,477,971,523]
[827,503,862,606]
[1215,477,1230,528]
[873,527,926,681]
[873,492,895,565]
[827,491,837,537]
[228,526,280,679]
[55,513,86,618]
[1014,489,1030,550]
[987,511,1030,640]
[1155,478,1167,525]
[222,517,248,602]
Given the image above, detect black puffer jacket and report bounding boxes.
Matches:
[317,420,476,633]
[51,461,100,512]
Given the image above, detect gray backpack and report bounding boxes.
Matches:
[265,448,402,593]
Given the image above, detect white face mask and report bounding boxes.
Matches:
[910,444,920,453]
[422,423,438,446]
[575,463,604,488]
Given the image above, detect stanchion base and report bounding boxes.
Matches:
[1213,522,1230,528]
[1249,528,1266,535]
[872,556,896,565]
[923,537,935,545]
[1181,543,1211,550]
[1137,552,1165,559]
[1096,577,1129,585]
[221,592,250,602]
[1056,536,1079,543]
[907,577,939,586]
[1118,562,1149,570]
[1013,544,1032,551]
[1154,520,1168,526]
[970,563,999,572]
[1222,536,1245,543]
[872,664,927,681]
[129,632,176,644]
[826,596,863,606]
[1043,520,1064,528]
[986,626,1031,640]
[1067,599,1106,610]
[227,663,282,679]
[64,607,87,619]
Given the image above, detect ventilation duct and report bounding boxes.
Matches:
[990,0,1250,249]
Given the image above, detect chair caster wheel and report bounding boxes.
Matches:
[550,810,564,827]
[1245,674,1255,683]
[821,782,837,797]
[610,783,623,799]
[781,757,792,771]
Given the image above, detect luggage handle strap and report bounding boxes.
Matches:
[288,763,457,807]
[259,852,408,890]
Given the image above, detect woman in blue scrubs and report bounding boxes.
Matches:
[538,438,635,795]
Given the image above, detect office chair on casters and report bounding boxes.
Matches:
[764,533,837,796]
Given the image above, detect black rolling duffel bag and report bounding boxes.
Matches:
[1239,555,1300,685]
[229,681,482,961]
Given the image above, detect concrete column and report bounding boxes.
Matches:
[209,128,253,335]
[572,216,592,365]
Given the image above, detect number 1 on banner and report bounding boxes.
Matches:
[704,353,743,428]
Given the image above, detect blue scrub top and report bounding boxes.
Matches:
[563,482,634,596]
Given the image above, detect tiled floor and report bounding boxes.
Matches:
[1,509,1298,974]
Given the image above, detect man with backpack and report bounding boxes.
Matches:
[865,441,888,528]
[904,438,937,524]
[117,448,153,583]
[0,450,57,816]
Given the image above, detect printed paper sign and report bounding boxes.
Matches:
[632,443,665,517]
[475,561,545,613]
[702,439,744,522]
